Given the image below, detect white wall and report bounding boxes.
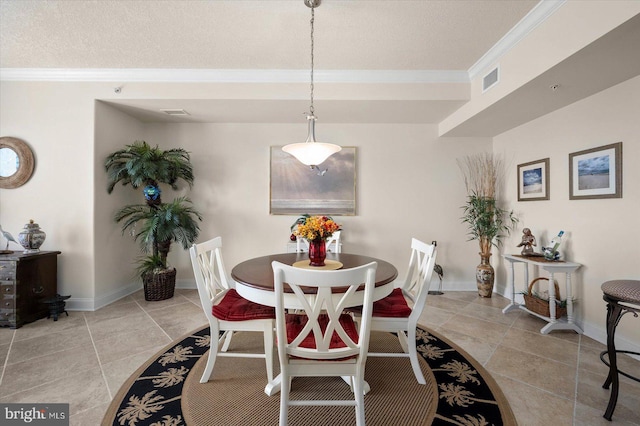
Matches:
[494,75,640,348]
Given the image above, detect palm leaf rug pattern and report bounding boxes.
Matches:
[108,326,510,426]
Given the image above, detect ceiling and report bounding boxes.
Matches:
[2,1,639,133]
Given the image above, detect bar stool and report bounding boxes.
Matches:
[600,279,640,421]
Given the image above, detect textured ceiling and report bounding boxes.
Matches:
[0,0,538,70]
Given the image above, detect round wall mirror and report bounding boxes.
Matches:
[0,137,35,189]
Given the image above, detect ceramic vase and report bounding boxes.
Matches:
[18,219,46,254]
[476,252,494,297]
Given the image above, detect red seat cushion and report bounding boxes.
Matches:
[285,313,358,349]
[212,289,275,321]
[372,288,412,317]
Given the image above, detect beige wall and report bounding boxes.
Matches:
[494,75,640,347]
[1,78,638,350]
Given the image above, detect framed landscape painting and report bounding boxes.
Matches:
[517,158,549,201]
[270,146,356,215]
[569,142,622,200]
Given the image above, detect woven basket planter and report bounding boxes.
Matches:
[523,277,567,318]
[143,268,177,301]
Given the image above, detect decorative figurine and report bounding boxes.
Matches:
[0,224,19,253]
[516,228,536,255]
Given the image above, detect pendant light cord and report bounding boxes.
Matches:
[309,2,315,116]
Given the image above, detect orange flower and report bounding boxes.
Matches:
[294,215,341,242]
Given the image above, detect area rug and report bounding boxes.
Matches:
[102,325,516,426]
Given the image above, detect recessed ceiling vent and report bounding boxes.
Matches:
[482,65,500,93]
[160,109,190,116]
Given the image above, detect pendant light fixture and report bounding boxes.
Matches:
[282,0,341,167]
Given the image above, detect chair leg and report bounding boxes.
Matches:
[397,330,409,353]
[353,375,366,426]
[263,321,275,382]
[407,326,426,385]
[220,330,234,352]
[603,303,624,421]
[279,368,290,426]
[201,321,220,383]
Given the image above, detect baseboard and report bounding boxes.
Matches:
[66,282,141,312]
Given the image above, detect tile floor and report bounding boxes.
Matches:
[0,289,638,425]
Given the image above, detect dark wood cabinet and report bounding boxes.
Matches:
[0,251,61,329]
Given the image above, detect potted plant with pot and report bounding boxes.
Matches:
[105,141,203,301]
[458,153,517,297]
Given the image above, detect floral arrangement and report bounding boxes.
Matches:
[294,215,341,242]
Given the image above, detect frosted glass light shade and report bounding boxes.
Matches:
[282,114,342,166]
[282,142,341,166]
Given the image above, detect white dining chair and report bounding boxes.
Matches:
[363,238,437,385]
[296,230,341,253]
[271,260,378,426]
[189,237,275,384]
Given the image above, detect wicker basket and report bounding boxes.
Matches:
[523,277,567,318]
[143,268,177,301]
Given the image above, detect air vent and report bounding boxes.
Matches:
[482,66,500,93]
[160,109,190,116]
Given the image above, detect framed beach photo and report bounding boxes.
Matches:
[270,146,356,215]
[517,158,549,201]
[569,142,622,200]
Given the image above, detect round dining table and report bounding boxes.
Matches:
[231,252,399,309]
[231,252,399,396]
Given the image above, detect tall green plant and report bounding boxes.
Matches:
[105,141,202,276]
[461,191,517,254]
[458,153,517,254]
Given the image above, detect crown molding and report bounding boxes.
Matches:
[468,0,566,79]
[0,68,469,83]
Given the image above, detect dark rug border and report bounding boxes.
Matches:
[102,323,517,426]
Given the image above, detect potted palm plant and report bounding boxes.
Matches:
[458,153,517,297]
[105,141,202,301]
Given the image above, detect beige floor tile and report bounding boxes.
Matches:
[0,345,100,397]
[12,312,87,342]
[0,328,14,345]
[425,294,470,312]
[93,325,171,365]
[576,368,640,424]
[472,294,512,309]
[500,328,579,366]
[0,368,110,416]
[574,401,640,426]
[70,402,111,426]
[433,327,496,365]
[144,301,208,340]
[438,292,480,303]
[82,299,144,324]
[87,311,159,342]
[492,372,574,426]
[131,290,195,312]
[579,343,613,377]
[7,326,93,364]
[486,346,576,399]
[440,313,510,346]
[101,347,162,396]
[460,302,518,326]
[0,343,9,369]
[418,305,456,329]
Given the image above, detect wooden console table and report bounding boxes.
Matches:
[502,254,583,334]
[0,250,61,329]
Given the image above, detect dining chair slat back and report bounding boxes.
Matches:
[190,237,275,384]
[366,238,437,385]
[271,260,377,426]
[296,230,342,253]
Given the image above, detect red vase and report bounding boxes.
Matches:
[308,239,327,266]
